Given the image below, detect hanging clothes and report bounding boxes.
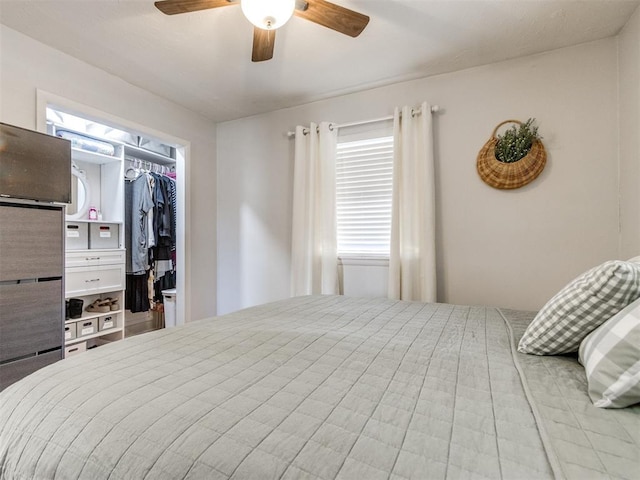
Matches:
[124,171,154,313]
[125,271,151,313]
[124,162,177,311]
[168,177,177,252]
[125,173,154,275]
[150,174,168,238]
[146,174,156,249]
[149,172,177,301]
[154,270,176,302]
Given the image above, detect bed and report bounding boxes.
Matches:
[1,294,638,479]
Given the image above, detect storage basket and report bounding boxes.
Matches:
[476,120,546,190]
[89,223,119,249]
[65,222,89,250]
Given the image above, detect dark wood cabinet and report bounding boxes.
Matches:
[0,204,64,281]
[0,201,64,391]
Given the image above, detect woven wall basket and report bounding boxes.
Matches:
[476,119,547,190]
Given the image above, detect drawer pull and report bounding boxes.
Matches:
[84,278,100,283]
[85,257,101,261]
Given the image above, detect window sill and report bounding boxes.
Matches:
[338,256,389,267]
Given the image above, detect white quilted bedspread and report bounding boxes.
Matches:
[0,295,637,479]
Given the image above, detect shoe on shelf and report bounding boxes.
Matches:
[86,299,111,313]
[103,297,121,311]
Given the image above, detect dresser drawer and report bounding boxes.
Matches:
[0,350,62,390]
[0,280,63,362]
[65,249,125,268]
[65,264,125,297]
[0,204,63,281]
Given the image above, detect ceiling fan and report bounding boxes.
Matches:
[154,0,369,62]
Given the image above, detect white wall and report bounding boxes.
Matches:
[0,25,217,322]
[217,38,621,314]
[618,6,640,259]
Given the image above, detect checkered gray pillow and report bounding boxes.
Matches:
[578,297,640,408]
[518,260,640,355]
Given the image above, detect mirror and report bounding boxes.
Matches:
[66,164,90,220]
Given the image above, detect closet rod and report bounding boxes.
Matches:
[287,104,440,138]
[125,156,174,174]
[125,155,172,167]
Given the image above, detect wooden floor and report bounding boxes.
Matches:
[125,310,164,338]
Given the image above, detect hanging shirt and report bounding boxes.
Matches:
[124,177,136,273]
[168,176,177,250]
[151,173,171,242]
[146,174,156,248]
[130,174,154,275]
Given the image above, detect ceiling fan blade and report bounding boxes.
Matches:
[155,0,235,15]
[252,28,275,62]
[294,0,369,37]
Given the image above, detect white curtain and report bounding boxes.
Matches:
[388,102,437,302]
[291,122,339,296]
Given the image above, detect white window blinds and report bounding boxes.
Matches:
[336,135,394,258]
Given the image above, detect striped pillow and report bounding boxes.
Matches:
[518,261,640,355]
[579,298,640,408]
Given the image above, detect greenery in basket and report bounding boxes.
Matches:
[495,118,541,163]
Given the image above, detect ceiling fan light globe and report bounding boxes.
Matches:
[241,0,295,30]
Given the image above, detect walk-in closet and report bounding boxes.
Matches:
[123,154,178,335]
[45,106,183,356]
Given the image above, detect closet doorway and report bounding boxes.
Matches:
[36,91,188,337]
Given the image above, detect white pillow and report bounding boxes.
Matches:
[628,256,640,264]
[518,260,640,355]
[579,297,640,408]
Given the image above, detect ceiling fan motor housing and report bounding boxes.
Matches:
[241,0,295,30]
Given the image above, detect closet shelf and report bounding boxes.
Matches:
[66,219,124,224]
[72,147,121,165]
[66,326,124,345]
[66,308,123,323]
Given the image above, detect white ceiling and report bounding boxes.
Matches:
[1,0,638,123]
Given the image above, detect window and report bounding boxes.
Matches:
[336,135,394,258]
